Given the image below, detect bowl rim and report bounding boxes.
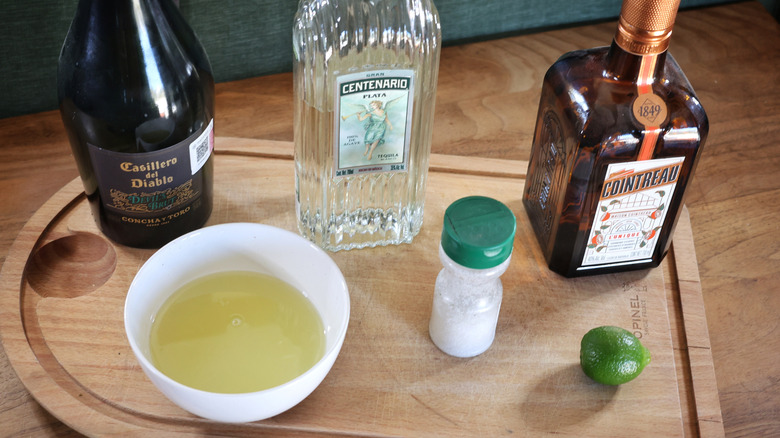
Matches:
[123,222,350,398]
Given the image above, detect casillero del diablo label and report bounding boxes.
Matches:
[88,119,213,226]
[580,156,684,269]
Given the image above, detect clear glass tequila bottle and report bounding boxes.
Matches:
[293,0,441,251]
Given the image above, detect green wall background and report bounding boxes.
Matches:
[1,0,777,119]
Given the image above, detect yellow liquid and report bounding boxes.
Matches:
[149,271,325,393]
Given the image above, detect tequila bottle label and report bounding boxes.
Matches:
[580,156,684,270]
[333,69,414,177]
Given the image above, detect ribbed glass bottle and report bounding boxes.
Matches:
[293,0,441,251]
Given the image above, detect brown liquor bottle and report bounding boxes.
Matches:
[522,0,708,277]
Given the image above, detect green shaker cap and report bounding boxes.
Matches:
[441,196,516,269]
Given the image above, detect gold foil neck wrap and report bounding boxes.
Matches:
[615,0,681,55]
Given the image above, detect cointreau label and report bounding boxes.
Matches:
[580,156,684,269]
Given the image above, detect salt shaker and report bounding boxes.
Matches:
[429,196,516,357]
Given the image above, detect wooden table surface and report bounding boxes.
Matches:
[1,2,778,436]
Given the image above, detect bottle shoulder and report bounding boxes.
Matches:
[544,46,610,80]
[293,0,441,54]
[438,245,511,280]
[540,51,708,140]
[57,1,215,151]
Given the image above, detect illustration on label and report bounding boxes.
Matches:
[333,70,414,177]
[580,156,684,268]
[109,180,195,213]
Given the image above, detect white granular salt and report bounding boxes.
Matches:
[429,244,511,358]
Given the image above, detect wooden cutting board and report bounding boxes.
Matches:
[0,137,723,437]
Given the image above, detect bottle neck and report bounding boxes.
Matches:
[605,40,667,85]
[607,0,678,83]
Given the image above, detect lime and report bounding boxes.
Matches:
[580,325,651,385]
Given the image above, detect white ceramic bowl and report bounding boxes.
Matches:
[124,223,350,423]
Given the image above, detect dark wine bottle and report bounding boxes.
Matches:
[58,0,214,249]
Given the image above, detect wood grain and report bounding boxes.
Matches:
[1,139,715,436]
[1,2,778,436]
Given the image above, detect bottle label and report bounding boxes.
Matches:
[333,69,414,177]
[579,156,684,269]
[87,119,214,225]
[632,92,668,127]
[633,55,668,161]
